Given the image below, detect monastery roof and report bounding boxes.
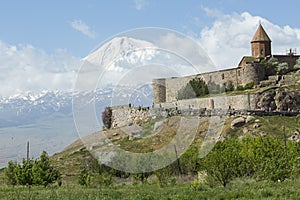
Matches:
[251,24,271,42]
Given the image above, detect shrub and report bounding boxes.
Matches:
[5,151,60,187]
[154,166,173,187]
[78,167,91,187]
[261,57,278,76]
[4,161,17,186]
[276,62,289,75]
[225,81,234,92]
[32,151,60,187]
[244,82,254,90]
[236,85,244,91]
[294,57,300,70]
[201,139,243,187]
[102,107,112,129]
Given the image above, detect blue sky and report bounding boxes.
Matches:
[1,0,299,57]
[0,0,300,96]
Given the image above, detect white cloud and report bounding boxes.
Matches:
[155,33,215,73]
[0,41,81,97]
[198,9,300,68]
[133,0,148,10]
[70,19,96,39]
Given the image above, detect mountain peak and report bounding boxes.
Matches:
[84,36,156,66]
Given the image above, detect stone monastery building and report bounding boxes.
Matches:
[152,24,299,104]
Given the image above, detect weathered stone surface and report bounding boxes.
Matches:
[256,89,276,110]
[243,127,249,134]
[274,88,299,111]
[231,117,245,128]
[253,123,260,129]
[289,131,300,142]
[256,88,300,111]
[259,131,267,137]
[120,124,142,136]
[245,116,255,123]
[153,120,165,132]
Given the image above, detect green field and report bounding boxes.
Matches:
[1,115,300,199]
[1,179,300,200]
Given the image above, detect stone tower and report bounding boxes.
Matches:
[251,24,271,58]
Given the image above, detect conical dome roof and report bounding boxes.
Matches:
[251,24,271,42]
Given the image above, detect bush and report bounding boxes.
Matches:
[102,107,112,129]
[78,167,91,187]
[4,161,17,186]
[154,166,173,187]
[5,151,60,187]
[294,57,300,70]
[225,81,234,92]
[244,82,254,90]
[276,62,289,75]
[32,151,60,187]
[201,139,243,187]
[236,85,244,91]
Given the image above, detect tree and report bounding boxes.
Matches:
[4,161,17,186]
[276,62,289,75]
[225,81,234,92]
[15,158,34,186]
[294,57,300,70]
[32,151,60,187]
[4,150,60,187]
[201,139,243,187]
[252,137,290,182]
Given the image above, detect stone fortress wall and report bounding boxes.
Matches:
[111,93,259,128]
[154,62,267,103]
[109,24,300,129]
[152,23,300,104]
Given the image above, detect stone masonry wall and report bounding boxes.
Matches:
[274,55,300,69]
[155,93,258,111]
[111,93,260,129]
[111,105,156,128]
[152,79,166,104]
[159,63,263,103]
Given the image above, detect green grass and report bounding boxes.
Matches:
[222,115,300,140]
[1,179,300,200]
[256,116,300,138]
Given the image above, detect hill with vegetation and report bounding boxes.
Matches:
[45,113,300,186]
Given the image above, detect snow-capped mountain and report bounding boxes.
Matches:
[84,36,157,66]
[0,87,144,128]
[0,91,72,127]
[0,86,153,168]
[0,36,162,167]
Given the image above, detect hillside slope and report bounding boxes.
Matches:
[50,114,300,185]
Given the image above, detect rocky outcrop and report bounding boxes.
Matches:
[256,88,300,111]
[289,131,300,142]
[231,117,246,128]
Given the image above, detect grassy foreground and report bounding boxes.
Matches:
[1,179,300,200]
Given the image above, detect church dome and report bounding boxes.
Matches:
[251,24,271,42]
